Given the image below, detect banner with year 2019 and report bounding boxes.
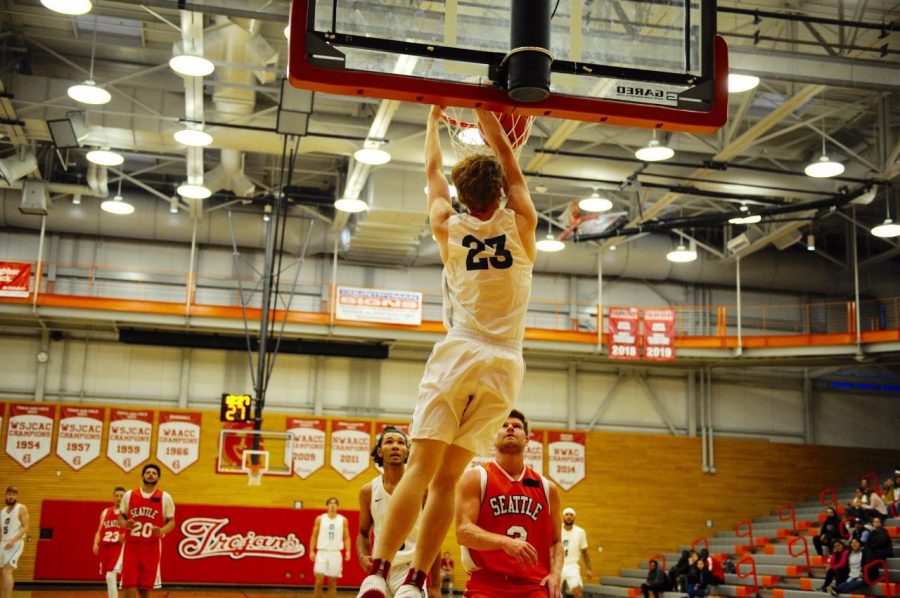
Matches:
[56,406,103,470]
[643,308,676,361]
[157,411,201,474]
[608,307,640,361]
[330,420,371,480]
[5,403,55,468]
[547,431,586,491]
[107,409,153,472]
[286,417,326,479]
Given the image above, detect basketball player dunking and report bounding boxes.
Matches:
[310,497,351,597]
[117,464,175,598]
[457,410,563,597]
[1,487,28,598]
[93,486,126,598]
[357,107,537,598]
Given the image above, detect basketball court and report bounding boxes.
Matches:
[1,0,898,596]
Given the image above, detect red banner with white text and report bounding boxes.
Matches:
[34,500,364,586]
[547,431,586,491]
[5,403,54,469]
[286,417,326,479]
[643,308,676,362]
[608,307,640,361]
[56,406,103,470]
[0,262,31,297]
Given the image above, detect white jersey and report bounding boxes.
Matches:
[316,514,346,551]
[562,524,588,566]
[443,208,533,342]
[371,476,417,564]
[1,504,23,544]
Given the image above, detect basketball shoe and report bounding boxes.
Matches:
[357,574,388,598]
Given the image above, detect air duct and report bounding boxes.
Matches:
[0,151,37,184]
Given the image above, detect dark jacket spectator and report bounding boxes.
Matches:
[641,559,669,598]
[687,558,714,598]
[814,508,842,556]
[821,540,850,592]
[669,550,692,592]
[699,549,725,585]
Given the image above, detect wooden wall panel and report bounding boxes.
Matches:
[1,400,896,587]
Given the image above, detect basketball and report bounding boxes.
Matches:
[479,111,530,149]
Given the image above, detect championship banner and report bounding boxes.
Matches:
[0,262,31,298]
[157,411,201,474]
[608,307,640,361]
[335,286,423,326]
[107,409,153,472]
[34,500,365,586]
[643,308,676,362]
[286,417,326,479]
[547,431,586,491]
[330,420,371,480]
[5,403,54,468]
[525,429,544,475]
[56,406,103,470]
[375,421,410,436]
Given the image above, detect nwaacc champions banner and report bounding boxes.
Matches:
[34,501,364,586]
[286,417,326,479]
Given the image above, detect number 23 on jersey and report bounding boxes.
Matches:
[463,234,513,271]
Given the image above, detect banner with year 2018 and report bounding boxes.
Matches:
[286,417,326,479]
[157,411,201,474]
[642,308,676,362]
[330,420,371,480]
[5,403,55,468]
[608,307,640,361]
[547,431,586,491]
[107,409,153,472]
[56,406,103,470]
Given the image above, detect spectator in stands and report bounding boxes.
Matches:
[668,550,691,592]
[849,518,870,544]
[814,508,842,557]
[641,559,668,598]
[845,487,867,520]
[862,488,887,523]
[676,551,700,594]
[698,549,725,586]
[819,540,849,593]
[687,556,714,598]
[865,516,894,578]
[884,480,899,517]
[829,538,872,596]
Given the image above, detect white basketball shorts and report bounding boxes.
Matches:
[313,549,343,578]
[410,329,525,456]
[1,540,24,569]
[562,563,583,590]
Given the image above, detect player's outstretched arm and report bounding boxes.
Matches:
[356,483,374,571]
[455,468,538,567]
[426,106,455,262]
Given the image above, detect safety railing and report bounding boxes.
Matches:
[734,519,755,552]
[778,503,797,534]
[819,487,839,512]
[735,554,759,596]
[863,559,894,598]
[787,536,811,575]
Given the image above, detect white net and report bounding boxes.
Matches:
[440,108,533,160]
[241,450,269,486]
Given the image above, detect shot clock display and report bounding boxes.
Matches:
[220,393,253,423]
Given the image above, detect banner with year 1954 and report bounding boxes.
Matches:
[5,403,54,469]
[56,406,103,470]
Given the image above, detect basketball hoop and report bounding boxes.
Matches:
[241,450,270,487]
[440,107,533,160]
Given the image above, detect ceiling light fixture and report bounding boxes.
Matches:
[101,176,134,215]
[578,191,613,213]
[458,127,483,145]
[67,12,110,105]
[41,0,92,15]
[354,140,391,166]
[86,148,124,166]
[871,195,900,238]
[806,233,815,251]
[174,127,213,147]
[728,214,762,225]
[169,196,180,214]
[666,240,697,263]
[536,219,565,252]
[169,54,215,77]
[284,25,290,39]
[728,74,760,93]
[334,197,369,213]
[177,182,212,199]
[634,131,674,162]
[805,120,844,178]
[72,194,82,206]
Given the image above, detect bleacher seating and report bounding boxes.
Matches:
[583,472,899,598]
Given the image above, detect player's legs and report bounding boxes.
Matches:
[328,575,338,597]
[105,570,119,598]
[427,555,442,598]
[1,565,13,598]
[313,573,326,597]
[411,443,474,573]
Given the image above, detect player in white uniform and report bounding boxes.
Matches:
[1,487,28,598]
[358,107,537,598]
[310,497,351,597]
[561,508,593,598]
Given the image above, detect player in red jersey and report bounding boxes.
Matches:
[117,464,175,598]
[93,486,126,598]
[456,410,563,598]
